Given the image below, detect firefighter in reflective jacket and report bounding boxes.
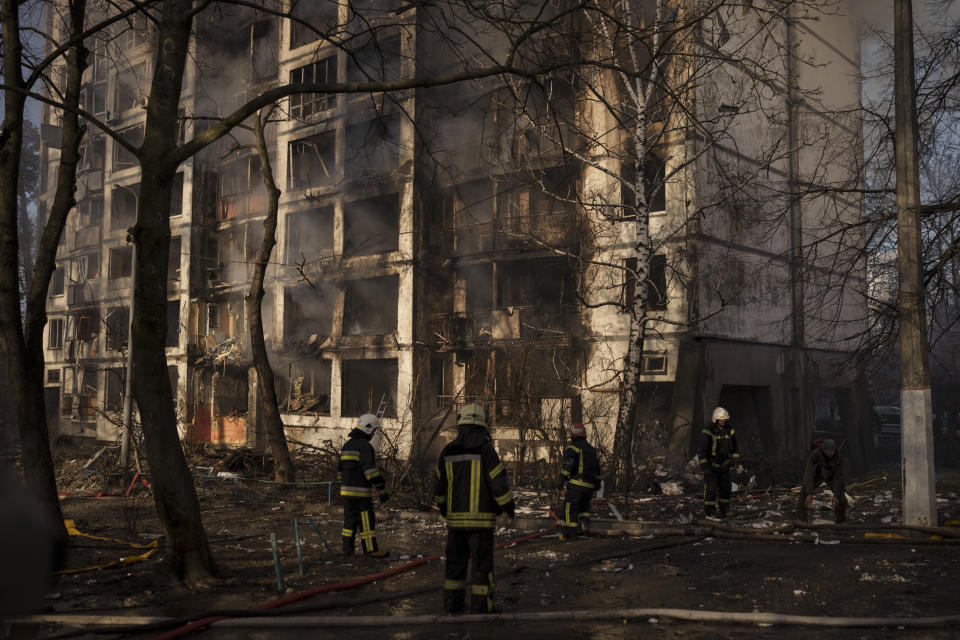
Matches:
[434,403,515,614]
[698,406,740,518]
[338,414,389,557]
[557,422,600,541]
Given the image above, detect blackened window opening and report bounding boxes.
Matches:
[343,193,399,255]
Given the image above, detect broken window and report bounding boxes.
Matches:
[289,0,338,49]
[494,259,576,338]
[79,366,99,418]
[344,114,402,178]
[204,297,240,340]
[284,281,336,344]
[109,246,133,279]
[647,254,668,310]
[75,198,104,248]
[429,356,455,406]
[218,223,261,282]
[206,302,219,333]
[622,254,668,311]
[78,197,104,227]
[286,206,334,265]
[285,357,331,414]
[219,155,265,220]
[346,34,401,83]
[169,236,181,281]
[74,308,100,342]
[251,19,278,83]
[71,252,100,282]
[116,12,152,52]
[48,318,64,349]
[112,125,143,171]
[50,267,65,296]
[116,62,149,113]
[343,276,398,335]
[105,368,123,411]
[105,306,129,352]
[289,131,335,189]
[341,358,398,418]
[462,264,493,310]
[111,183,139,231]
[459,180,495,227]
[289,56,337,118]
[220,155,260,197]
[622,153,666,216]
[47,369,61,384]
[343,193,399,255]
[166,299,180,348]
[497,259,573,308]
[79,137,105,172]
[80,82,107,117]
[447,179,494,255]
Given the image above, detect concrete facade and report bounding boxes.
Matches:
[39,1,869,467]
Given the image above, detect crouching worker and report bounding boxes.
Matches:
[698,407,740,519]
[799,438,846,523]
[558,422,600,540]
[434,403,515,614]
[339,413,390,557]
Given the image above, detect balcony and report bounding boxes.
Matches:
[443,211,577,258]
[431,306,578,345]
[218,188,267,222]
[74,225,101,248]
[67,284,95,307]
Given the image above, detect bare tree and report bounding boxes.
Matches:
[247,106,296,483]
[0,0,91,542]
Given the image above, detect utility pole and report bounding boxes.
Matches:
[893,0,937,526]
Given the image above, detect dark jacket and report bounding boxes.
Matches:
[559,436,601,489]
[698,421,740,471]
[803,446,844,495]
[433,424,515,529]
[338,428,387,499]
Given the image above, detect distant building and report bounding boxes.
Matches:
[38,1,869,464]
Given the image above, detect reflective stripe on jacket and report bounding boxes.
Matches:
[559,436,600,489]
[338,428,387,499]
[434,425,515,529]
[698,422,740,470]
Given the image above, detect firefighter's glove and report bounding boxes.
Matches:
[379,492,390,504]
[555,477,566,490]
[804,494,813,507]
[701,469,711,481]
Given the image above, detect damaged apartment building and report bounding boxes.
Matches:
[39,1,870,466]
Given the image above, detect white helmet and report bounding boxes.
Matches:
[712,406,730,422]
[357,413,381,435]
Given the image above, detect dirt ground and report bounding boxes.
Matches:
[9,442,960,640]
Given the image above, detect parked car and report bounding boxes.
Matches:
[872,405,901,450]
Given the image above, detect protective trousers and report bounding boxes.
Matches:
[797,485,847,523]
[703,468,731,517]
[443,528,495,614]
[342,497,379,554]
[561,485,593,539]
